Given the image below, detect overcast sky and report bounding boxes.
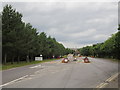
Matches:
[1,1,118,48]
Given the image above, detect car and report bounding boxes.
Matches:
[73,57,77,61]
[62,58,69,63]
[83,57,90,63]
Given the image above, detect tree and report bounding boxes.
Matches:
[2,4,69,64]
[2,5,23,64]
[38,32,49,59]
[78,31,120,60]
[115,27,120,59]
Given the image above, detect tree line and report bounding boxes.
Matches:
[2,5,74,64]
[78,31,120,60]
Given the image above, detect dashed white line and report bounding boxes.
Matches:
[35,71,40,74]
[29,65,42,69]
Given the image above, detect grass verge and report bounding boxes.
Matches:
[1,58,60,70]
[98,57,120,63]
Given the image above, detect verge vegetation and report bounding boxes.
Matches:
[1,58,59,70]
[78,31,120,60]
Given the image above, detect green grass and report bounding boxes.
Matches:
[94,57,120,63]
[107,58,120,62]
[1,58,59,70]
[99,57,120,62]
[62,55,67,58]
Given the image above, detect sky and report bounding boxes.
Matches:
[1,1,118,48]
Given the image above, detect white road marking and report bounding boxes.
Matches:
[29,65,42,69]
[29,75,35,77]
[96,83,106,88]
[99,83,108,88]
[35,71,40,74]
[0,75,29,87]
[96,73,119,88]
[96,82,108,88]
[7,68,16,70]
[106,73,119,82]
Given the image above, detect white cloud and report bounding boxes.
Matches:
[59,41,83,48]
[93,34,108,40]
[71,29,96,38]
[1,2,118,48]
[0,2,2,12]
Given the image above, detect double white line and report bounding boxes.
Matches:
[96,73,119,88]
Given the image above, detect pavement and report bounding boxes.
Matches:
[1,56,119,88]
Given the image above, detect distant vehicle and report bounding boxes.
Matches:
[73,57,77,61]
[83,57,90,63]
[62,58,69,63]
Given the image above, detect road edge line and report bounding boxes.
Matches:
[0,75,29,87]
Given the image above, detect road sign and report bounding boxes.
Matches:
[35,57,43,61]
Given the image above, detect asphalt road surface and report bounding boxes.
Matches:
[1,56,119,88]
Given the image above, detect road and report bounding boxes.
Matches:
[1,57,119,88]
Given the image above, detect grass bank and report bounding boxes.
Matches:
[1,58,60,70]
[104,58,120,62]
[92,57,120,63]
